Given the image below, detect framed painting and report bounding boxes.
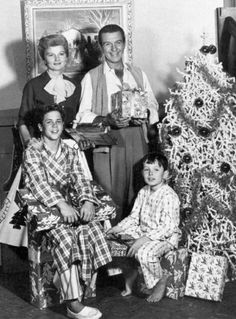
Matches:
[23,0,133,80]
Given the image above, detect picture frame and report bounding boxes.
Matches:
[23,0,133,80]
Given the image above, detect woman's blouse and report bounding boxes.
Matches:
[18,71,81,131]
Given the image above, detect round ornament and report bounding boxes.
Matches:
[194,97,204,108]
[182,207,193,219]
[183,153,192,164]
[220,162,231,173]
[169,126,182,137]
[198,126,211,138]
[200,45,210,54]
[208,44,217,54]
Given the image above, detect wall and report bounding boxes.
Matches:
[0,0,224,118]
[133,0,223,105]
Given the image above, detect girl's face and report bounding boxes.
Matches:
[39,111,64,142]
[142,160,167,191]
[44,45,68,73]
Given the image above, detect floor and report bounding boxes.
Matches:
[0,266,236,319]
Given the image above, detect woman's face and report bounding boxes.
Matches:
[39,110,64,141]
[44,45,68,73]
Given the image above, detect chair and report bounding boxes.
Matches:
[19,184,115,309]
[107,240,189,300]
[7,127,115,309]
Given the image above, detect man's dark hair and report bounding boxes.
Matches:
[141,152,169,171]
[98,24,126,46]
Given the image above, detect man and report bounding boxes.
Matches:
[74,24,159,221]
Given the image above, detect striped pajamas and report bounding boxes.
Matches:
[118,184,180,289]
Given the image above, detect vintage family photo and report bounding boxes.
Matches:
[1,1,236,319]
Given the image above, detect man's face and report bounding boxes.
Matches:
[101,31,125,65]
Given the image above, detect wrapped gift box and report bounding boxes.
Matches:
[161,248,189,299]
[122,89,148,119]
[136,248,189,300]
[28,225,60,309]
[111,89,148,119]
[185,252,228,301]
[108,240,128,257]
[18,181,117,232]
[29,260,60,309]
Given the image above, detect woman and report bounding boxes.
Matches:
[18,33,82,146]
[23,104,111,319]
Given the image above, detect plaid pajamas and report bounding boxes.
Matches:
[118,184,180,289]
[49,221,111,283]
[23,141,98,208]
[23,140,112,286]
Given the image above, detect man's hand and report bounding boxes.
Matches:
[107,110,130,129]
[77,134,95,150]
[127,236,150,257]
[57,200,80,224]
[129,118,147,126]
[80,201,95,222]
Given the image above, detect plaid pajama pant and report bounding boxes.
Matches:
[48,220,112,283]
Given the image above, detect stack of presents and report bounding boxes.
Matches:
[108,235,229,302]
[25,217,230,309]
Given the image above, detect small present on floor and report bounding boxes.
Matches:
[185,252,228,302]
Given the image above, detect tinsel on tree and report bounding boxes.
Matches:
[158,45,236,274]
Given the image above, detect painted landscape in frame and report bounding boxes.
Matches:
[23,0,133,79]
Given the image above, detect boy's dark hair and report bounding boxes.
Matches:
[38,34,69,60]
[33,104,65,137]
[141,152,168,171]
[98,24,126,46]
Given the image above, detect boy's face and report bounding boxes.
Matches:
[38,110,64,141]
[142,160,166,190]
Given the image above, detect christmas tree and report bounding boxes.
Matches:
[158,45,236,275]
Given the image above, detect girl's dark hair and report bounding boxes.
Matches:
[141,152,169,171]
[38,34,69,60]
[98,24,126,46]
[33,104,65,137]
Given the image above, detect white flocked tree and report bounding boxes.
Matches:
[158,45,236,277]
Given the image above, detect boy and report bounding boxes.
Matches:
[106,152,181,303]
[24,104,112,319]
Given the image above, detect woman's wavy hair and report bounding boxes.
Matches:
[38,34,69,60]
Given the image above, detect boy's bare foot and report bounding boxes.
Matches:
[146,275,168,303]
[121,268,138,297]
[121,288,132,297]
[84,285,96,299]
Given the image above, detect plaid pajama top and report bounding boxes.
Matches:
[23,140,98,207]
[118,184,181,242]
[23,140,111,281]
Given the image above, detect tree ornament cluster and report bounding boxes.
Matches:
[200,44,217,55]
